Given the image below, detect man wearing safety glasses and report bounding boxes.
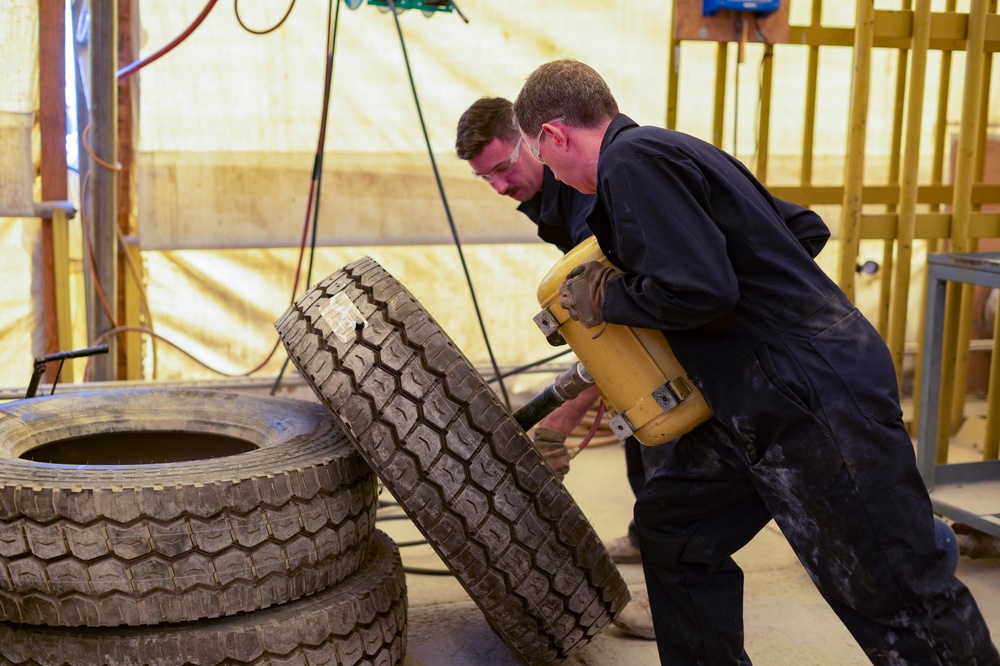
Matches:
[457,97,592,253]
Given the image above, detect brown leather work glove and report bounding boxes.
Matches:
[558,262,614,328]
[532,427,571,480]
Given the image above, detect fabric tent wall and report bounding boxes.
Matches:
[136,0,914,250]
[0,1,42,393]
[0,1,37,216]
[112,0,683,386]
[135,1,676,249]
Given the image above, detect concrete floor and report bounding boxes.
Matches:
[379,440,1000,666]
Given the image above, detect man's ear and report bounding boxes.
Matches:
[548,125,568,149]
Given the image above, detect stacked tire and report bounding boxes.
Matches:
[0,388,406,665]
[276,257,630,666]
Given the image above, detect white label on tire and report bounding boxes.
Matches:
[321,292,366,343]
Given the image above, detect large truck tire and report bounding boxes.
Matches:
[0,388,377,627]
[276,257,629,666]
[0,529,406,666]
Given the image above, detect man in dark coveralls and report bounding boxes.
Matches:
[513,59,1000,665]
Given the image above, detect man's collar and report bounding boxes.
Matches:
[600,114,639,153]
[541,165,558,191]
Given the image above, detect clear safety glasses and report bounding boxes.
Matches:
[473,137,522,184]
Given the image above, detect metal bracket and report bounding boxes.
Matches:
[0,201,77,220]
[652,377,695,414]
[652,385,681,413]
[608,412,635,441]
[533,308,567,346]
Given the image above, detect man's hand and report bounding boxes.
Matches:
[559,261,614,328]
[532,427,571,480]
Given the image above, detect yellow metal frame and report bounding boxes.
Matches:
[667,1,1000,463]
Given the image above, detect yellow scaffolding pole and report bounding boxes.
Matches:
[948,1,996,438]
[713,42,729,149]
[976,0,998,461]
[911,0,960,436]
[839,0,876,302]
[888,0,932,393]
[667,3,680,130]
[937,0,988,462]
[800,0,823,187]
[876,0,913,339]
[756,43,774,182]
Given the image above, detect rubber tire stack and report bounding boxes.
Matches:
[276,257,630,666]
[0,388,406,665]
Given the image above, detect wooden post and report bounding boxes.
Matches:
[39,0,71,382]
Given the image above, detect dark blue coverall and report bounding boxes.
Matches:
[587,114,1000,665]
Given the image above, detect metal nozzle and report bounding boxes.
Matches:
[512,362,595,432]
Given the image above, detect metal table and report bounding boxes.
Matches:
[918,252,1000,538]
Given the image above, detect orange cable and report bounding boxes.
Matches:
[81,125,122,171]
[79,171,119,328]
[85,325,281,380]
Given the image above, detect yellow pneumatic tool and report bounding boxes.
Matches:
[521,237,712,446]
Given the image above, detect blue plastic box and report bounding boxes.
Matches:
[702,0,780,16]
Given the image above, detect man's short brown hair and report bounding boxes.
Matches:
[455,97,520,161]
[513,59,618,137]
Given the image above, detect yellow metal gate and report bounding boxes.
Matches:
[668,0,1000,462]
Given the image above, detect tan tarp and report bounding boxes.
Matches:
[1,1,41,392]
[0,1,37,216]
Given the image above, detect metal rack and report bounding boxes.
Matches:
[918,252,1000,539]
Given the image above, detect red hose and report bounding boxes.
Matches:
[577,402,606,452]
[118,0,220,79]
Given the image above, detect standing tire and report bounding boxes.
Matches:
[0,529,407,666]
[0,388,377,627]
[276,257,629,666]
